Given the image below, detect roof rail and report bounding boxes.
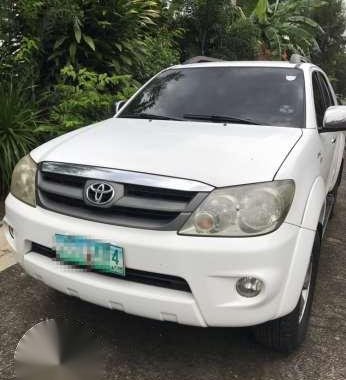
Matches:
[290,54,310,64]
[183,56,223,64]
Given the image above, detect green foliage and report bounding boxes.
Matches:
[170,0,246,59]
[253,0,269,24]
[46,66,139,132]
[237,0,259,15]
[334,54,346,100]
[42,0,160,76]
[312,0,346,98]
[250,0,326,59]
[1,0,161,84]
[169,0,324,61]
[0,2,40,81]
[0,79,43,194]
[1,0,346,198]
[209,18,260,61]
[138,29,182,81]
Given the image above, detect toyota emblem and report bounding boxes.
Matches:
[85,182,115,206]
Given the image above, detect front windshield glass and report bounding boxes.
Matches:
[119,67,305,128]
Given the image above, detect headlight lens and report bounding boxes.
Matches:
[10,155,37,207]
[179,180,295,237]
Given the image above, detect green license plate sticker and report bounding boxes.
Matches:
[54,234,125,276]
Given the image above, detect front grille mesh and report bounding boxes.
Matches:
[37,163,207,230]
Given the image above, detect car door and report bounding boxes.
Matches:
[312,71,337,193]
[317,72,342,191]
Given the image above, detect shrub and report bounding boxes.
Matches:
[137,29,182,82]
[0,78,43,195]
[4,0,161,83]
[209,18,260,60]
[46,66,139,133]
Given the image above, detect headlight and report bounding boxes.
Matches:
[10,155,37,207]
[179,180,295,237]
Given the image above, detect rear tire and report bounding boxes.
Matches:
[253,232,321,353]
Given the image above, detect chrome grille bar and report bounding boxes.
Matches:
[41,162,214,192]
[37,162,211,231]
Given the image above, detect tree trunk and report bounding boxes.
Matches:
[200,29,208,56]
[257,42,272,60]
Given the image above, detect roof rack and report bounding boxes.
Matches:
[183,56,223,64]
[289,54,310,64]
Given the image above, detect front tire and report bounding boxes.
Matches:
[253,232,321,353]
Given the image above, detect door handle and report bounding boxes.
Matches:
[331,137,337,144]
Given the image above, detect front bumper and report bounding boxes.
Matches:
[4,194,316,327]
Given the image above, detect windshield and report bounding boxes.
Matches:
[119,67,305,128]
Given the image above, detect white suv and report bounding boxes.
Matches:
[4,61,346,352]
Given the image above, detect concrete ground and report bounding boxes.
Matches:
[0,168,346,380]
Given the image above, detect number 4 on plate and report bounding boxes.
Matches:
[110,245,125,276]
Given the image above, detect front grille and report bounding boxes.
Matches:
[37,162,210,231]
[31,243,191,292]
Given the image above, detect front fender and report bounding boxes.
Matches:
[301,176,326,231]
[277,178,325,318]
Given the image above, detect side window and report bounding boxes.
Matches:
[318,73,335,108]
[312,72,325,128]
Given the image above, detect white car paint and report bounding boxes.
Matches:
[4,61,345,328]
[4,193,316,326]
[31,119,303,188]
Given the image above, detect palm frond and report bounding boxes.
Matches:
[0,78,42,194]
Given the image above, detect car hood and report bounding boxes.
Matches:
[31,118,302,188]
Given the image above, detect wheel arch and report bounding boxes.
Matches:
[276,177,325,318]
[301,176,326,231]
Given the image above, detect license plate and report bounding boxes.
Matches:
[54,234,125,276]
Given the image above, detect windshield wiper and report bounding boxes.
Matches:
[121,112,183,121]
[183,113,263,125]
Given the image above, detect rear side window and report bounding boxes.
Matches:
[318,73,335,108]
[312,72,326,128]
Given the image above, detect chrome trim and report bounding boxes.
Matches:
[41,162,214,192]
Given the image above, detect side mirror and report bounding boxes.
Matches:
[115,100,127,114]
[323,106,346,131]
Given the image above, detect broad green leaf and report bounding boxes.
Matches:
[114,43,122,51]
[121,55,133,66]
[264,26,281,53]
[48,51,62,61]
[53,36,67,50]
[69,43,77,62]
[288,15,319,29]
[252,0,269,24]
[83,35,96,51]
[73,19,82,43]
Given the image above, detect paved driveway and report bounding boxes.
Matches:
[0,166,345,379]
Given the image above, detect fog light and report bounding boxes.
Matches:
[236,277,263,298]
